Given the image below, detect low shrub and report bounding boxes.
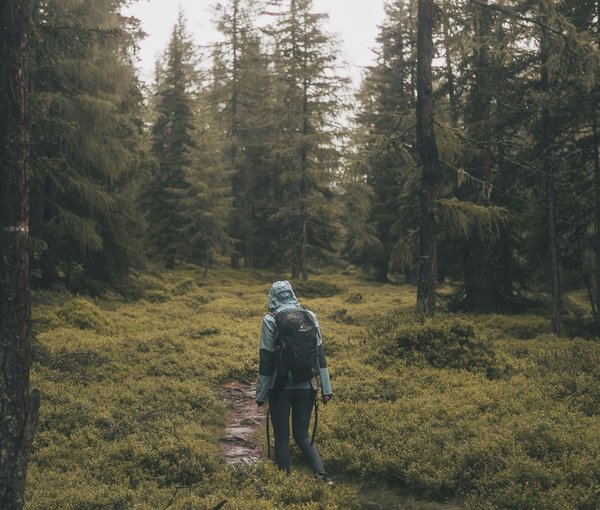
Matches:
[57,298,108,331]
[27,269,600,509]
[145,290,169,303]
[533,341,600,416]
[346,292,364,304]
[320,379,600,508]
[476,314,549,340]
[292,279,342,298]
[328,308,356,324]
[189,327,221,339]
[172,277,197,295]
[371,314,501,378]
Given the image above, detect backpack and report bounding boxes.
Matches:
[271,307,319,386]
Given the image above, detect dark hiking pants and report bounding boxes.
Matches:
[268,388,325,474]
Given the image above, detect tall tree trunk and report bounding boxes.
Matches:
[299,51,309,281]
[416,0,440,315]
[544,134,561,334]
[230,0,241,270]
[540,4,562,334]
[463,0,502,311]
[593,0,600,323]
[442,15,457,127]
[204,248,210,278]
[0,1,40,507]
[244,202,254,268]
[594,114,600,324]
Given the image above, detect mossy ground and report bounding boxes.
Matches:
[26,268,600,509]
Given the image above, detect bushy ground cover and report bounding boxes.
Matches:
[26,268,600,509]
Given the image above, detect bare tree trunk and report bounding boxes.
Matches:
[544,138,561,334]
[230,0,241,270]
[0,1,40,507]
[416,0,440,315]
[204,248,210,278]
[300,220,308,281]
[299,51,309,282]
[442,14,457,127]
[244,202,254,268]
[463,0,503,312]
[593,0,600,323]
[539,4,562,335]
[593,116,600,323]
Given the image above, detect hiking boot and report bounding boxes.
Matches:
[316,472,334,485]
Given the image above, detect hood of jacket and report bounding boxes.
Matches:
[268,280,299,312]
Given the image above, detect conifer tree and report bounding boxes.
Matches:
[266,0,348,280]
[146,10,199,267]
[212,0,275,268]
[557,0,600,321]
[179,92,231,276]
[29,0,145,288]
[339,152,382,268]
[448,0,517,311]
[353,0,419,281]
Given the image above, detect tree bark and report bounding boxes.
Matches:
[0,0,40,508]
[593,117,600,322]
[416,0,440,315]
[540,3,562,335]
[442,14,457,127]
[230,0,242,270]
[593,0,600,323]
[299,41,309,282]
[462,0,504,312]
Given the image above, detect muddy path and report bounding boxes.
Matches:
[219,381,267,465]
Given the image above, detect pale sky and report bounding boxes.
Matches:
[123,0,386,88]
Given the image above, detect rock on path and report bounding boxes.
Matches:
[219,381,266,465]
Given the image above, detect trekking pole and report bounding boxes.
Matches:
[310,395,318,446]
[266,407,271,458]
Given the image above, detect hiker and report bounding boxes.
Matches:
[256,280,333,481]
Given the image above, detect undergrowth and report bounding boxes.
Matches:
[26,267,600,509]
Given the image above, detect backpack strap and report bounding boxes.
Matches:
[268,310,280,345]
[302,307,317,327]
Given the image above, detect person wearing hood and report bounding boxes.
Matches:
[256,280,333,480]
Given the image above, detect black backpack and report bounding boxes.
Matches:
[271,307,319,386]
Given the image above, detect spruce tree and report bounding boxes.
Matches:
[448,0,517,311]
[353,0,420,282]
[179,94,231,276]
[212,0,275,268]
[29,0,145,288]
[266,0,348,280]
[146,10,198,267]
[339,153,382,269]
[178,49,234,275]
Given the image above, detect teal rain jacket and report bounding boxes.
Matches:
[255,280,333,403]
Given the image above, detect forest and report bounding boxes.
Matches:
[0,0,599,508]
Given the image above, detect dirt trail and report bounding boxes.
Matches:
[219,381,267,465]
